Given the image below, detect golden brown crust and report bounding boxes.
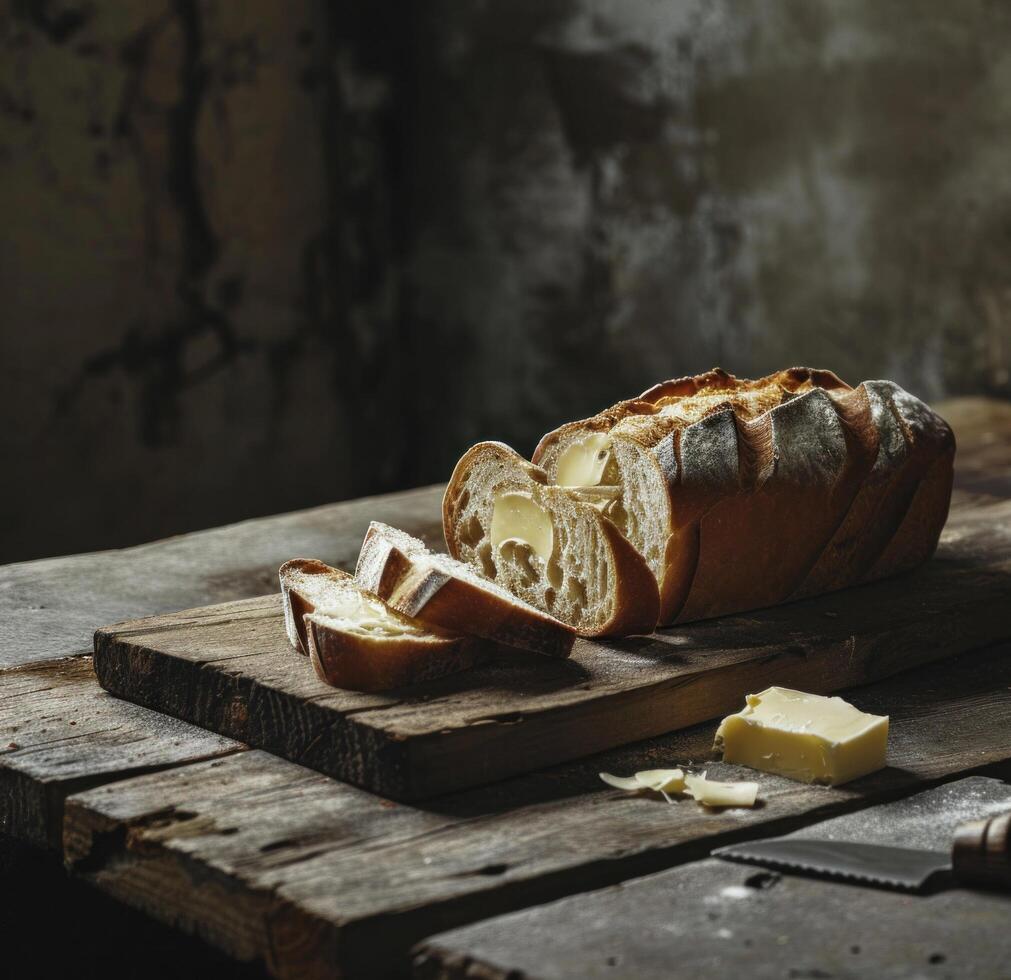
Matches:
[637,365,850,406]
[532,366,852,467]
[280,558,482,691]
[533,367,954,626]
[278,557,340,655]
[791,385,954,598]
[356,521,576,658]
[862,451,954,582]
[305,615,480,692]
[672,387,878,622]
[594,517,662,636]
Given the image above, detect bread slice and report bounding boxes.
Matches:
[355,520,580,654]
[532,367,954,624]
[440,442,661,637]
[278,559,480,691]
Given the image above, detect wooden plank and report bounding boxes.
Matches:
[93,495,1011,800]
[1,394,1006,972]
[2,834,265,980]
[939,396,1011,498]
[0,484,437,848]
[0,484,443,669]
[0,657,242,848]
[1,404,1006,853]
[414,776,1011,980]
[65,642,1011,979]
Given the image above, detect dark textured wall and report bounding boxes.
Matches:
[1,1,407,562]
[2,1,1010,562]
[404,0,1011,482]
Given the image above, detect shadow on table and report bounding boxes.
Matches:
[1,837,266,980]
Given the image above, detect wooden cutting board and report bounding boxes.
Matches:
[93,494,1011,801]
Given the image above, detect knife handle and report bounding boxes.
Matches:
[951,811,1011,888]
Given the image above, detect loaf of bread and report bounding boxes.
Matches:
[441,442,660,636]
[284,367,954,688]
[527,367,955,625]
[355,521,578,656]
[279,559,480,691]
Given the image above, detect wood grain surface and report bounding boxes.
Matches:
[0,657,241,848]
[414,777,1011,980]
[0,485,444,668]
[1,399,1003,828]
[93,493,1011,800]
[0,396,1005,977]
[65,642,1011,979]
[943,396,1011,498]
[0,486,442,848]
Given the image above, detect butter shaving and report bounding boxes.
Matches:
[600,768,759,808]
[634,769,685,793]
[684,772,758,808]
[599,768,685,800]
[599,772,642,791]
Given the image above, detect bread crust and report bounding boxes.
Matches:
[279,557,338,655]
[533,368,954,624]
[442,442,660,638]
[592,514,664,635]
[532,366,851,464]
[356,521,577,657]
[862,452,954,581]
[672,386,875,622]
[280,558,481,691]
[305,613,479,692]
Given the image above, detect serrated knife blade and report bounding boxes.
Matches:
[713,805,1011,894]
[712,839,952,893]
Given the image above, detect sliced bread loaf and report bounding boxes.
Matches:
[441,442,660,637]
[532,368,955,624]
[278,559,480,691]
[355,520,579,655]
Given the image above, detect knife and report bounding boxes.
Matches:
[713,811,1011,893]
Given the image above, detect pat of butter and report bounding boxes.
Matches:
[714,687,888,786]
[556,432,611,487]
[490,492,554,562]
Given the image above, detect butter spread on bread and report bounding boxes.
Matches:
[441,442,661,637]
[279,559,480,691]
[529,367,954,625]
[355,521,578,656]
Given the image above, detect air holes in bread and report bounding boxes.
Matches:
[547,557,563,589]
[566,577,587,610]
[444,440,662,636]
[460,514,483,548]
[604,497,627,532]
[499,539,541,587]
[477,542,496,579]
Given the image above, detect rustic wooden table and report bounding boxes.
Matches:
[2,397,1010,979]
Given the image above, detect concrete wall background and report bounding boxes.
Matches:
[2,1,1010,562]
[1,1,406,562]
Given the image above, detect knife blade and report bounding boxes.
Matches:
[713,809,1011,894]
[712,839,952,892]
